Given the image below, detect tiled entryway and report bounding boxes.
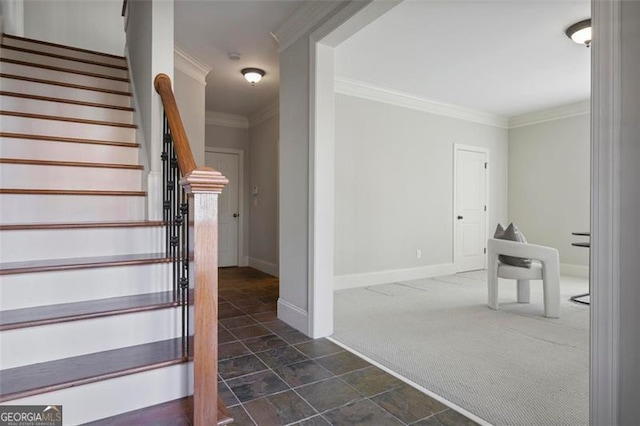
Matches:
[217,268,479,426]
[93,267,480,425]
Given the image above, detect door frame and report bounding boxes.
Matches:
[453,144,489,272]
[205,147,246,267]
[306,0,621,423]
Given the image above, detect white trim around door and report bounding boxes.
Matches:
[204,147,246,267]
[590,0,620,423]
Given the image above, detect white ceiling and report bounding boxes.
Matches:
[174,0,302,117]
[174,0,590,119]
[335,0,591,117]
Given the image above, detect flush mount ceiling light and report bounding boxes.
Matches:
[566,19,592,47]
[241,68,265,85]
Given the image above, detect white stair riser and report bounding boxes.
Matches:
[0,95,134,123]
[0,137,139,164]
[2,37,127,68]
[0,164,142,192]
[0,264,173,310]
[0,308,192,369]
[1,226,164,262]
[3,363,193,425]
[0,194,146,223]
[1,48,129,79]
[0,115,136,142]
[0,76,131,107]
[0,61,130,92]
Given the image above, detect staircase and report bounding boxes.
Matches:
[0,34,230,425]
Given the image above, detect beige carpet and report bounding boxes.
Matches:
[333,270,589,426]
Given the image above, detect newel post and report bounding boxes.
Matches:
[180,167,228,426]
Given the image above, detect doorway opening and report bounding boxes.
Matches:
[307,1,593,425]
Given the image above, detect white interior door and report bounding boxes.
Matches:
[454,145,488,272]
[205,151,239,267]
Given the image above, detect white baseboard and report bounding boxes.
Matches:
[249,256,279,277]
[277,298,308,334]
[334,263,456,291]
[240,256,249,267]
[561,263,590,278]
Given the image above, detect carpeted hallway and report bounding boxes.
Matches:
[333,271,589,426]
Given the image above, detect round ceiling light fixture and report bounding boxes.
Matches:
[566,19,592,47]
[241,68,265,85]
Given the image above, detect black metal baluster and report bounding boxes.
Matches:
[161,111,191,358]
[162,115,170,257]
[180,189,189,355]
[171,148,179,300]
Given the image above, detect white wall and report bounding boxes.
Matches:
[174,69,205,167]
[23,0,124,55]
[249,113,279,275]
[508,111,590,274]
[203,115,280,275]
[205,123,250,265]
[334,93,508,282]
[205,124,248,152]
[125,0,152,174]
[0,0,24,36]
[125,0,173,219]
[279,35,311,320]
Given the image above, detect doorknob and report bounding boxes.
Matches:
[233,213,239,218]
[457,215,464,220]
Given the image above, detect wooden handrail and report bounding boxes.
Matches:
[154,73,197,175]
[153,73,228,425]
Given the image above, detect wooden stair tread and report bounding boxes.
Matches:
[2,33,127,60]
[0,110,137,128]
[0,290,192,331]
[1,44,129,70]
[0,189,146,196]
[0,90,134,111]
[0,253,171,275]
[0,220,163,231]
[0,58,130,83]
[0,337,190,402]
[0,158,143,170]
[0,73,132,96]
[0,132,139,148]
[84,397,233,426]
[218,398,234,426]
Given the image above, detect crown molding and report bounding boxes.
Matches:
[334,77,509,128]
[508,100,591,129]
[205,111,249,129]
[174,45,212,86]
[249,100,279,128]
[274,1,344,52]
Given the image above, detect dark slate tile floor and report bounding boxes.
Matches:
[215,267,480,426]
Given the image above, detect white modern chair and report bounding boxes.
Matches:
[487,238,561,318]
